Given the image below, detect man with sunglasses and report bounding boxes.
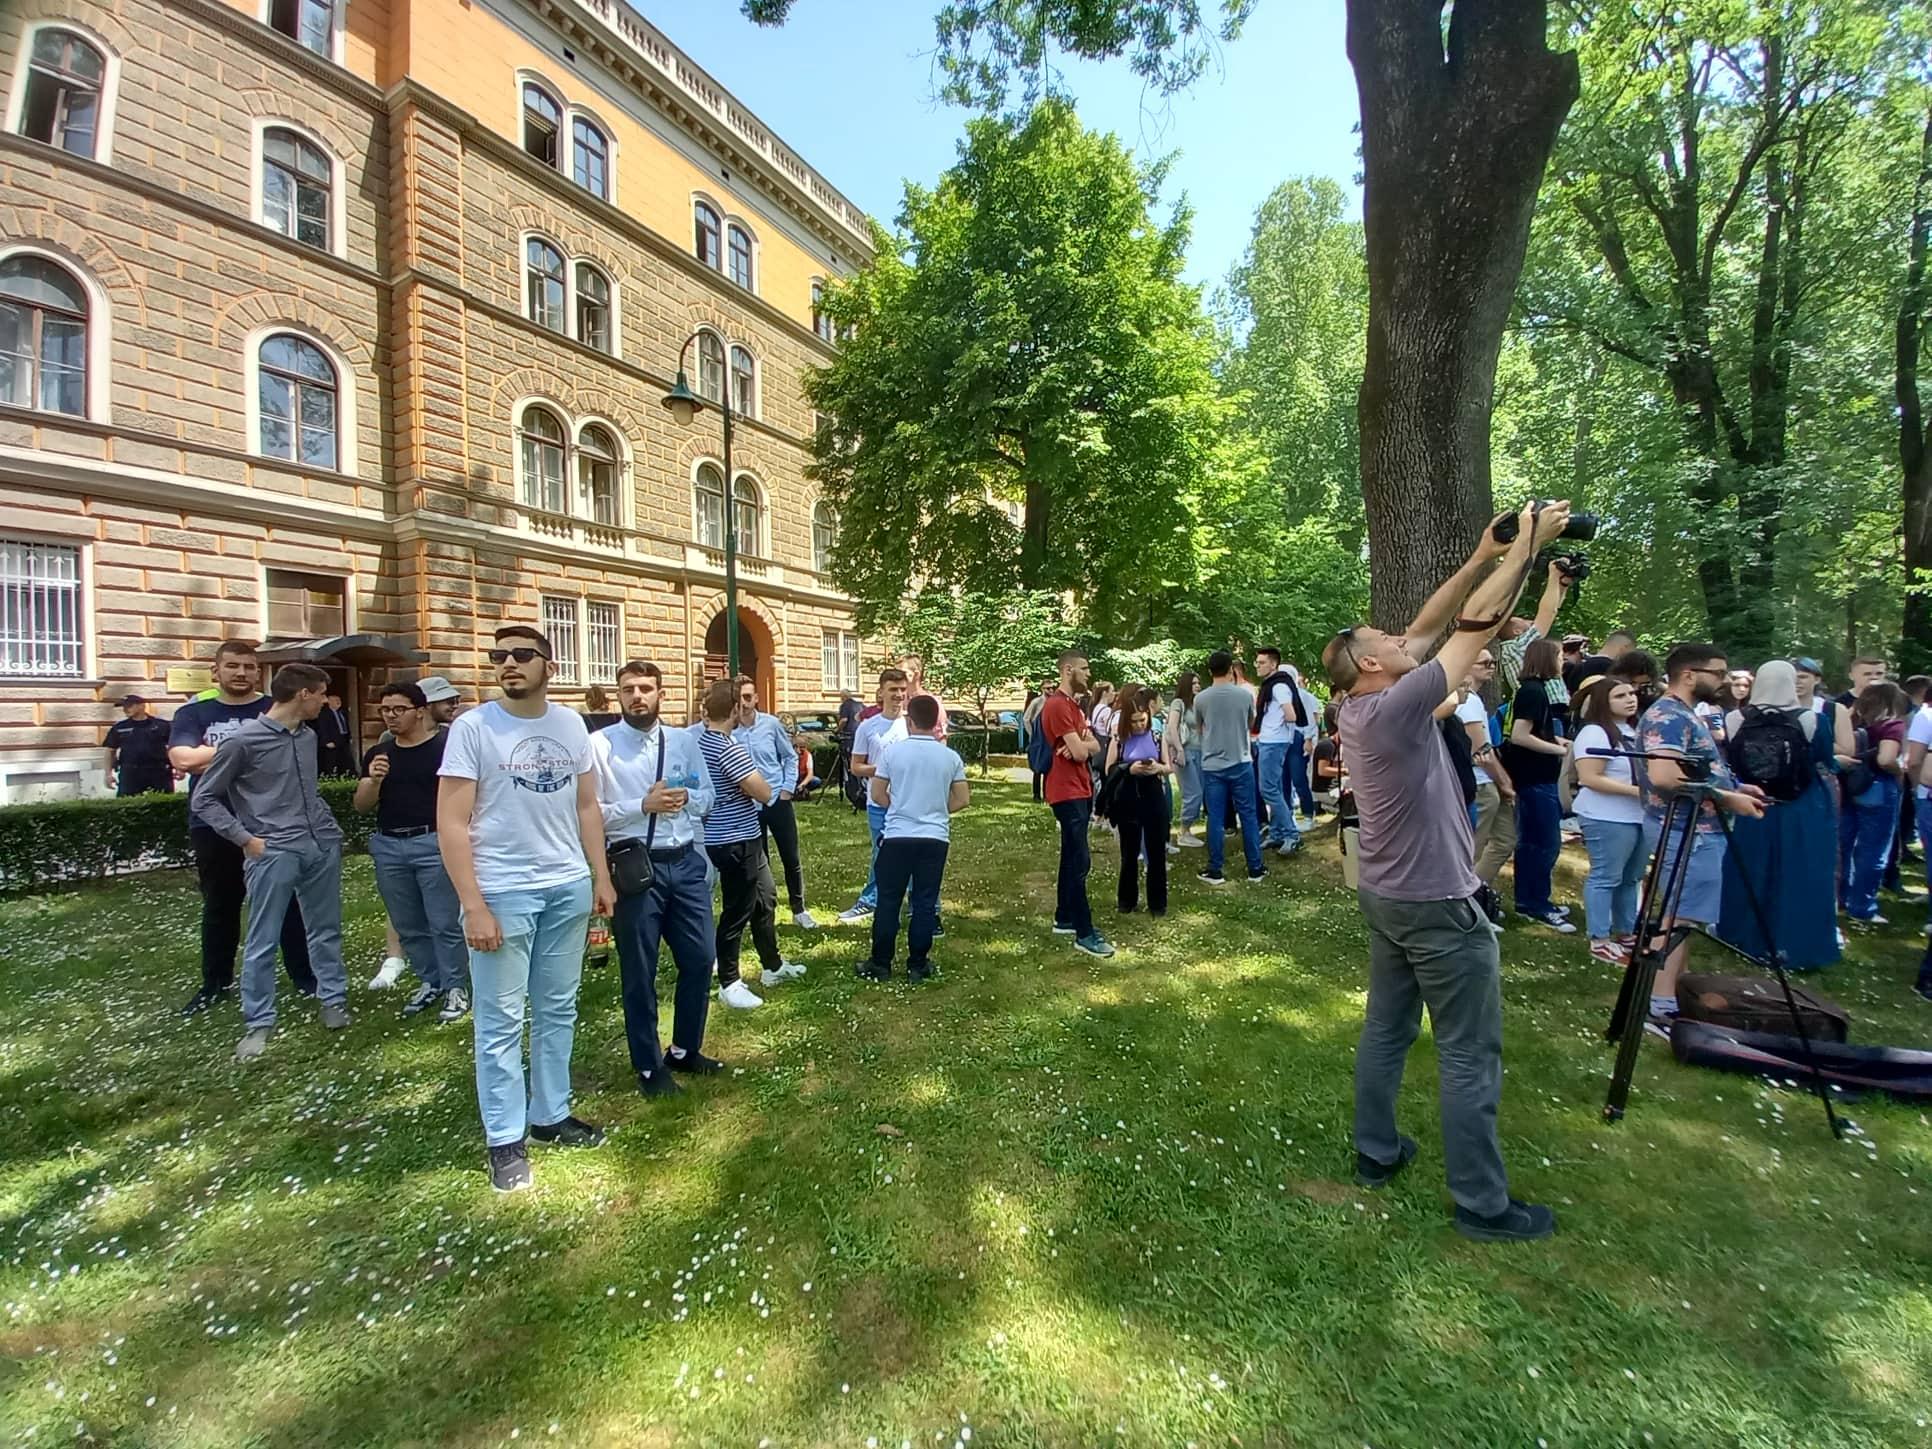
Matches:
[1322,500,1576,1244]
[438,625,616,1193]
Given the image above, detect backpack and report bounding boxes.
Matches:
[1026,699,1059,777]
[1725,704,1813,802]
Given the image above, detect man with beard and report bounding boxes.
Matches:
[438,625,616,1193]
[1041,649,1112,958]
[590,661,720,1097]
[1633,643,1768,1024]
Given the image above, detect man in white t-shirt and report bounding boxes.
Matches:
[1252,647,1305,856]
[860,694,968,981]
[837,668,910,924]
[438,624,616,1194]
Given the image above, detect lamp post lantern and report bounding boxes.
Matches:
[662,333,738,678]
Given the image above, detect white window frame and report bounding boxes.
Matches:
[522,232,568,335]
[0,243,113,425]
[514,400,570,515]
[810,278,834,342]
[540,594,582,685]
[586,599,622,684]
[261,563,354,639]
[566,104,617,203]
[243,323,357,476]
[811,501,839,574]
[725,219,757,293]
[7,21,121,165]
[573,260,620,357]
[257,0,346,65]
[728,343,759,421]
[730,470,766,559]
[820,628,859,695]
[691,458,726,550]
[574,418,628,528]
[0,534,88,680]
[247,118,348,261]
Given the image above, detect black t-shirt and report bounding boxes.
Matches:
[105,715,172,772]
[169,695,272,819]
[1313,737,1341,782]
[1499,681,1566,788]
[360,731,447,833]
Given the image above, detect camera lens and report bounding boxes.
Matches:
[1562,513,1600,541]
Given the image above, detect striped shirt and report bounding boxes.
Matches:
[697,726,763,845]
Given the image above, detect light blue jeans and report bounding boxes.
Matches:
[468,876,592,1147]
[240,839,348,1030]
[368,831,468,993]
[1578,816,1647,940]
[1256,740,1300,847]
[853,801,888,910]
[1180,747,1203,827]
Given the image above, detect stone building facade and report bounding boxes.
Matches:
[0,0,870,800]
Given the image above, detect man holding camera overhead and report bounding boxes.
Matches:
[1323,499,1584,1244]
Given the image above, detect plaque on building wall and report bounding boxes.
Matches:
[165,666,213,696]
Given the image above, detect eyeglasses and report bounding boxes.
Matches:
[487,647,548,665]
[377,703,418,716]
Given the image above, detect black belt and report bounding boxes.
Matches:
[649,842,691,863]
[379,825,436,839]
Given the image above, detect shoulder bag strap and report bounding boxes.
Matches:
[645,731,664,850]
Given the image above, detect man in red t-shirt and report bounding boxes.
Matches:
[1041,650,1113,958]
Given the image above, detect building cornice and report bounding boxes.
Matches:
[172,0,386,108]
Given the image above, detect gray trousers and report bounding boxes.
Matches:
[1472,781,1517,886]
[1354,887,1510,1217]
[241,840,349,1030]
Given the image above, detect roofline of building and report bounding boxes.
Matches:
[535,0,876,261]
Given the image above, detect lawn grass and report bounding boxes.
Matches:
[1,777,1930,1447]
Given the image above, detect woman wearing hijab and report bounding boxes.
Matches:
[1715,660,1841,969]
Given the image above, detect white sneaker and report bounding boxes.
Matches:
[1176,833,1204,849]
[718,980,764,1009]
[368,956,406,990]
[1165,841,1181,855]
[792,910,820,930]
[768,960,807,982]
[837,904,874,924]
[1275,839,1300,857]
[437,988,469,1023]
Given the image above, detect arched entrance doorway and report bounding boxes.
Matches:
[701,607,774,711]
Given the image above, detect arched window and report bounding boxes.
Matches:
[261,127,332,251]
[694,202,721,269]
[578,424,619,526]
[525,238,566,333]
[726,224,753,290]
[696,330,725,405]
[693,461,725,549]
[575,263,611,353]
[571,117,608,199]
[731,474,761,558]
[811,280,833,342]
[0,256,88,417]
[256,333,337,468]
[811,502,839,573]
[729,345,755,417]
[521,82,560,167]
[518,406,566,513]
[18,28,104,158]
[268,0,333,55]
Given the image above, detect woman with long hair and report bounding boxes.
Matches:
[1086,681,1117,809]
[1570,677,1646,963]
[1715,660,1841,969]
[1102,687,1171,914]
[1167,670,1202,847]
[1843,681,1911,925]
[1499,637,1573,931]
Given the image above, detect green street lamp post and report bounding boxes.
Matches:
[662,333,738,678]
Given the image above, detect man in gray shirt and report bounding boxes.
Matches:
[1190,652,1265,883]
[1323,500,1575,1244]
[192,661,352,1060]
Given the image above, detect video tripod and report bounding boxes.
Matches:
[1599,751,1847,1138]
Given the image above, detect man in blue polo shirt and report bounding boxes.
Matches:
[697,679,796,1009]
[860,694,969,982]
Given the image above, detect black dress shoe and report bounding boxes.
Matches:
[637,1068,685,1097]
[666,1048,725,1074]
[854,961,892,982]
[1353,1135,1419,1189]
[180,985,232,1017]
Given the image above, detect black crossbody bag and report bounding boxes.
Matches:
[606,732,665,897]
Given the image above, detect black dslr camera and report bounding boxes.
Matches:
[1537,548,1592,584]
[1490,500,1600,545]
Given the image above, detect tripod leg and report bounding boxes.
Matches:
[1605,795,1697,1122]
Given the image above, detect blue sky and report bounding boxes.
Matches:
[646,0,1364,291]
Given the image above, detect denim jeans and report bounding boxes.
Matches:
[1203,762,1263,876]
[1180,748,1203,827]
[368,831,468,993]
[612,847,714,1077]
[1354,888,1510,1218]
[1050,797,1095,938]
[1512,781,1562,916]
[193,826,313,995]
[1286,738,1317,816]
[468,876,592,1147]
[1843,775,1900,921]
[239,839,347,1030]
[853,801,888,909]
[1578,816,1646,940]
[1256,741,1300,847]
[870,836,949,973]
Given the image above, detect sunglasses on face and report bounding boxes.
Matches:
[487,647,548,665]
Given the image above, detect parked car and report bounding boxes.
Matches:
[787,711,839,735]
[994,709,1022,729]
[949,708,984,731]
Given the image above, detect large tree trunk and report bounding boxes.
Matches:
[1899,110,1932,676]
[1348,0,1578,628]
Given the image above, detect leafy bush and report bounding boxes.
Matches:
[1,780,372,895]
